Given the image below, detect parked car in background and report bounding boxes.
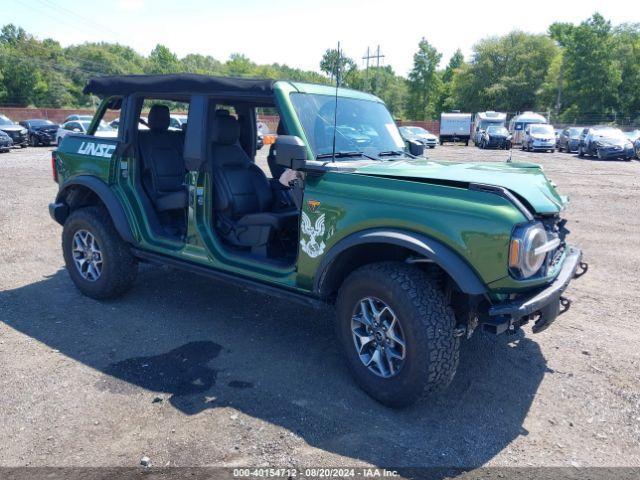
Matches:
[556,127,583,153]
[522,124,556,152]
[63,114,93,123]
[169,114,188,130]
[624,129,640,143]
[110,116,148,130]
[478,125,512,149]
[0,114,28,148]
[472,111,506,145]
[19,119,60,146]
[57,120,116,144]
[439,112,471,145]
[634,138,640,159]
[0,129,12,152]
[578,127,634,160]
[509,111,548,145]
[399,126,438,149]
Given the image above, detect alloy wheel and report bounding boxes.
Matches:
[351,297,406,378]
[71,229,103,281]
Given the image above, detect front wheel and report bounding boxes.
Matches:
[62,206,138,299]
[336,262,459,407]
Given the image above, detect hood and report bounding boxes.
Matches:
[353,159,566,215]
[598,136,630,147]
[417,133,437,140]
[0,124,24,132]
[33,124,59,131]
[531,134,553,140]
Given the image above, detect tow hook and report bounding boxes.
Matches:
[574,262,589,278]
[559,296,572,315]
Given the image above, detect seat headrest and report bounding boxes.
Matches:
[212,109,240,145]
[148,104,170,131]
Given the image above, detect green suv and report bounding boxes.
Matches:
[49,74,588,407]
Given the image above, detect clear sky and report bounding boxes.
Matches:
[5,0,637,76]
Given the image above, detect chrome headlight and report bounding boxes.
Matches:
[509,223,557,278]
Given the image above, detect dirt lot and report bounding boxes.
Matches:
[1,144,639,471]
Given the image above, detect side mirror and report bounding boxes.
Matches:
[407,139,425,157]
[72,128,82,132]
[274,135,307,170]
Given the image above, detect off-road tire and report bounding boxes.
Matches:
[336,262,459,407]
[62,206,138,300]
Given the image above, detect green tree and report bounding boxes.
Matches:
[449,31,557,113]
[435,49,466,114]
[553,14,622,121]
[611,23,640,121]
[406,38,442,120]
[319,48,355,83]
[146,44,179,74]
[181,54,222,75]
[224,53,256,76]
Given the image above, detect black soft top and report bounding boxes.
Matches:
[83,74,275,97]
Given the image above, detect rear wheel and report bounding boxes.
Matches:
[62,206,138,299]
[336,262,459,407]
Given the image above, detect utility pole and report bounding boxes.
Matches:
[362,45,385,93]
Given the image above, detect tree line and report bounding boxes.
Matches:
[1,13,638,124]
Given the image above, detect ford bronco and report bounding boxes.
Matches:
[49,74,588,407]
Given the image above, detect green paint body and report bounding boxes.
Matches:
[54,80,572,300]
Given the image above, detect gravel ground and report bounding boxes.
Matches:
[0,144,639,471]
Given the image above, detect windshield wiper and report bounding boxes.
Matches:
[377,150,418,159]
[316,151,379,161]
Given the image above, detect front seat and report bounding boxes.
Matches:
[138,104,188,212]
[210,110,297,251]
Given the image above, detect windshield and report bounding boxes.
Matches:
[568,127,582,137]
[486,126,508,135]
[290,93,405,159]
[478,119,504,130]
[0,115,14,126]
[407,126,428,135]
[596,128,627,140]
[531,125,554,135]
[28,119,54,126]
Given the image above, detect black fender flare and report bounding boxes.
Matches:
[55,176,135,244]
[314,229,487,296]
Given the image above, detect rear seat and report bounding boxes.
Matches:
[137,104,188,212]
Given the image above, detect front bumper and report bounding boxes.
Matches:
[486,137,510,148]
[531,140,555,150]
[34,131,57,144]
[598,146,634,159]
[486,246,587,334]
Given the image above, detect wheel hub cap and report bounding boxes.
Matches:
[72,229,102,282]
[351,297,406,378]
